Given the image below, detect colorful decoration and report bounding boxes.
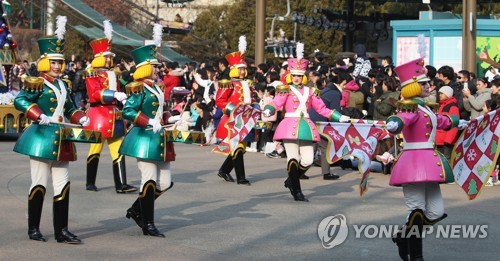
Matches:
[452,108,500,200]
[317,120,391,197]
[212,104,260,155]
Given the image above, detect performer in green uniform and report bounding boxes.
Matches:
[120,44,175,237]
[13,16,88,244]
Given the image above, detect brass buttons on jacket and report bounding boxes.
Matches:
[152,111,156,115]
[50,98,56,102]
[152,102,158,106]
[439,173,444,177]
[424,113,429,117]
[108,120,113,123]
[53,151,57,156]
[160,143,164,147]
[50,108,55,112]
[426,122,431,127]
[437,162,441,166]
[425,133,430,137]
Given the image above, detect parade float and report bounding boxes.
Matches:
[0,1,28,138]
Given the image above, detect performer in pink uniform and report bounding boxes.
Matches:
[263,43,350,202]
[385,58,460,260]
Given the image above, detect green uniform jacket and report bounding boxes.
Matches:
[119,80,175,162]
[13,74,85,161]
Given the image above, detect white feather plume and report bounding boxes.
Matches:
[54,16,67,41]
[238,35,247,54]
[153,23,163,47]
[417,34,427,59]
[103,20,113,41]
[296,42,304,60]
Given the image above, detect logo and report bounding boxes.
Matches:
[317,214,348,249]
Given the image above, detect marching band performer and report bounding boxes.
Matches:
[263,43,350,202]
[13,16,88,244]
[215,36,255,185]
[84,20,136,193]
[119,28,174,237]
[385,59,462,260]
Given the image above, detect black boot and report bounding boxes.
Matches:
[53,182,81,244]
[233,148,250,185]
[392,229,409,261]
[127,182,174,229]
[408,209,424,261]
[217,154,235,182]
[86,154,99,191]
[298,163,311,180]
[286,159,308,202]
[28,185,46,242]
[113,156,137,193]
[140,180,165,237]
[126,199,142,228]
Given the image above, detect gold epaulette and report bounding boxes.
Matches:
[22,77,44,92]
[83,69,98,78]
[311,87,322,97]
[61,79,72,90]
[125,81,144,95]
[396,100,419,112]
[218,79,233,89]
[275,84,290,94]
[246,79,254,87]
[425,102,439,111]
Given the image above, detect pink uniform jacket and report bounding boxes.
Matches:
[267,85,338,142]
[387,100,456,186]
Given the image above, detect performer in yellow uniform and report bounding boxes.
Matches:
[84,20,137,193]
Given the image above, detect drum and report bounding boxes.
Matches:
[165,129,204,144]
[254,121,273,130]
[61,127,102,143]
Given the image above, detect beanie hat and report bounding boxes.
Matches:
[439,86,453,98]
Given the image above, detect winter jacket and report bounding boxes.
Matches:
[373,90,400,121]
[436,96,460,146]
[464,88,492,119]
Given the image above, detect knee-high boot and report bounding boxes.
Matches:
[393,209,425,261]
[408,209,424,261]
[298,163,311,180]
[126,182,174,229]
[86,154,99,191]
[28,185,46,242]
[217,154,235,182]
[284,159,308,202]
[113,156,137,193]
[53,182,81,244]
[233,148,250,185]
[140,180,164,237]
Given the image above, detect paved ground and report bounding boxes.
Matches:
[0,140,499,261]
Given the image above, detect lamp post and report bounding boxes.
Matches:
[462,0,477,74]
[256,0,266,64]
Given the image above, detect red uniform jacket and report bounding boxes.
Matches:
[84,69,125,138]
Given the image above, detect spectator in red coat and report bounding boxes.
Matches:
[436,86,459,161]
[163,62,184,101]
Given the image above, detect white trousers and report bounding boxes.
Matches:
[402,182,444,221]
[283,140,314,167]
[29,157,69,196]
[137,160,171,192]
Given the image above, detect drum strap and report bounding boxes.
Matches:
[289,86,309,118]
[144,83,164,121]
[43,79,67,122]
[241,80,251,104]
[106,71,117,91]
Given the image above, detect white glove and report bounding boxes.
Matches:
[114,92,128,102]
[262,109,271,118]
[79,116,90,127]
[38,114,51,125]
[385,121,399,132]
[339,115,351,123]
[148,118,162,133]
[458,119,469,130]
